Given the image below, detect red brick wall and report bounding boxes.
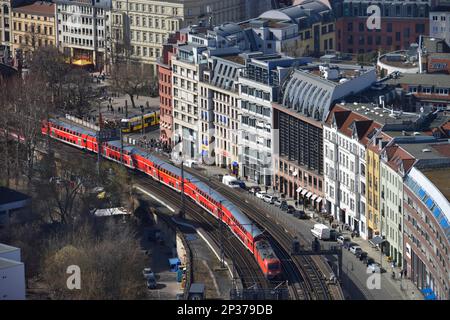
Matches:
[158,64,173,144]
[336,17,429,54]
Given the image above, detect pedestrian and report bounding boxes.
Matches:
[404,268,407,278]
[351,232,354,239]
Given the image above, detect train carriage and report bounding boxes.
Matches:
[42,119,97,150]
[103,140,136,169]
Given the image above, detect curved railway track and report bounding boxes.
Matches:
[181,168,334,300]
[135,175,271,291]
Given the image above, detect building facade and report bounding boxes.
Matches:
[111,0,271,75]
[171,42,206,159]
[55,0,111,70]
[403,164,450,300]
[379,144,414,268]
[0,0,12,62]
[430,6,450,48]
[199,54,243,171]
[332,0,430,54]
[11,1,55,66]
[323,105,381,239]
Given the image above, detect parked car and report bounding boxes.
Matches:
[249,186,261,195]
[368,262,382,273]
[337,236,350,245]
[365,257,375,267]
[293,210,307,219]
[349,245,362,255]
[286,205,295,214]
[263,194,276,204]
[344,241,357,250]
[146,274,157,289]
[274,199,286,207]
[256,191,266,199]
[357,251,368,261]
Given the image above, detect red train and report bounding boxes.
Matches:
[41,117,282,279]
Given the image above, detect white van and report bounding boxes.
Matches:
[311,223,330,240]
[222,175,239,188]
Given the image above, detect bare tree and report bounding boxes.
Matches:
[42,220,147,300]
[110,62,153,110]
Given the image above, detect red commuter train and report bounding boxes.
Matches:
[41,117,282,279]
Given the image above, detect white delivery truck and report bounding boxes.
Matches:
[222,175,239,188]
[311,223,330,240]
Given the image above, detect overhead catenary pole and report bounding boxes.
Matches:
[219,199,225,268]
[97,101,102,175]
[179,151,185,219]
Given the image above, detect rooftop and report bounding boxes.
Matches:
[13,1,55,17]
[0,257,23,270]
[397,142,450,161]
[335,102,420,126]
[0,187,30,206]
[0,243,19,255]
[386,73,450,88]
[421,167,450,201]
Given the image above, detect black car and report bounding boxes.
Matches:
[293,210,307,219]
[358,251,368,261]
[286,205,295,214]
[366,257,375,266]
[344,241,357,250]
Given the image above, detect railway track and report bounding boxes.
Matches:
[134,175,271,292]
[181,168,334,300]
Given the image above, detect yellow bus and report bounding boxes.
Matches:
[120,111,160,133]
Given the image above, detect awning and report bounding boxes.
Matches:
[316,197,323,203]
[369,235,385,246]
[296,187,303,193]
[301,189,308,196]
[311,194,318,201]
[305,191,313,198]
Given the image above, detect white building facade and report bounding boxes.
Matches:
[55,0,111,71]
[324,121,368,239]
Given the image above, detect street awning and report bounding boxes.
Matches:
[316,197,323,203]
[305,192,313,198]
[301,189,308,196]
[369,235,385,246]
[311,194,318,201]
[296,187,303,193]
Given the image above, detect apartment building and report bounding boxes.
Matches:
[365,132,390,238]
[111,0,271,75]
[430,5,450,47]
[323,105,381,239]
[199,54,243,171]
[0,0,11,60]
[11,1,55,66]
[401,142,450,300]
[379,143,415,268]
[55,0,111,70]
[331,0,430,54]
[248,0,335,57]
[157,32,180,145]
[171,42,206,159]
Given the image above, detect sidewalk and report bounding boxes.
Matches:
[342,231,423,300]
